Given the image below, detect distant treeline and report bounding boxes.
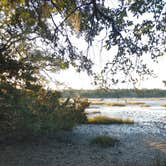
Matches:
[62,89,166,98]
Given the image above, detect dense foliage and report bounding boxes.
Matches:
[0,0,165,87]
[0,83,88,139]
[0,0,165,138]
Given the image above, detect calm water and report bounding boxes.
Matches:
[87,98,166,123]
[73,98,166,141]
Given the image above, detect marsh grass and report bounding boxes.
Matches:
[126,101,146,105]
[89,100,148,107]
[90,135,119,147]
[85,110,100,115]
[90,100,126,106]
[89,100,106,105]
[105,102,126,107]
[140,104,150,107]
[161,104,166,107]
[87,115,134,124]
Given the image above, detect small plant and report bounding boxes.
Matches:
[87,116,134,124]
[90,135,119,147]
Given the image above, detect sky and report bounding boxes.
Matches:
[46,53,166,90]
[44,0,166,90]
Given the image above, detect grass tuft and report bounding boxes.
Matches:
[140,104,150,107]
[85,110,100,115]
[90,100,126,106]
[87,115,134,124]
[161,104,166,107]
[105,102,126,107]
[127,101,145,105]
[90,135,119,147]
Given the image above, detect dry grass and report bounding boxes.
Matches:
[89,99,152,108]
[90,135,119,147]
[127,101,146,105]
[85,110,100,115]
[140,104,151,107]
[161,104,166,107]
[105,102,126,107]
[87,115,134,124]
[89,100,105,105]
[90,100,126,107]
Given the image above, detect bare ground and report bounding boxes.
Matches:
[0,130,166,166]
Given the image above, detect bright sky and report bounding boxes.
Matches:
[44,0,166,90]
[46,52,166,90]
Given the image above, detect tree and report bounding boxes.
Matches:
[0,0,165,89]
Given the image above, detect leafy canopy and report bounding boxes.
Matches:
[0,0,165,88]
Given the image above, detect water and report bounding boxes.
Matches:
[87,98,166,122]
[71,98,166,164]
[73,98,166,141]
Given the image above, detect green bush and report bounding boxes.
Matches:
[0,83,88,139]
[90,135,119,147]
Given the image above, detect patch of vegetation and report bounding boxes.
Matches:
[89,100,105,105]
[140,104,150,107]
[87,116,134,124]
[154,155,166,166]
[90,100,126,106]
[105,102,126,107]
[90,135,119,147]
[0,83,89,140]
[85,110,100,115]
[161,104,166,107]
[89,100,149,107]
[127,101,146,105]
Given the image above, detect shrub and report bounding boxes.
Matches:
[90,135,119,147]
[0,83,88,139]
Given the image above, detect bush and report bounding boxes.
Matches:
[0,83,88,139]
[90,135,119,147]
